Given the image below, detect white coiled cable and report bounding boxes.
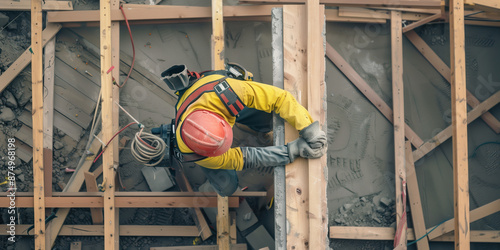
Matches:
[131,131,167,167]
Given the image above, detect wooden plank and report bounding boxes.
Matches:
[370,7,441,14]
[330,226,416,240]
[99,0,117,247]
[402,13,442,32]
[338,7,436,20]
[230,211,237,244]
[0,225,199,237]
[110,2,121,245]
[84,171,103,224]
[405,30,500,133]
[14,140,33,163]
[43,35,55,201]
[176,170,213,240]
[150,244,247,250]
[54,81,96,115]
[15,124,33,147]
[405,142,430,250]
[70,241,82,250]
[26,102,85,141]
[283,5,309,249]
[450,1,470,248]
[54,93,92,128]
[427,199,500,240]
[325,43,424,148]
[54,60,100,102]
[325,8,387,23]
[42,34,55,249]
[413,91,500,162]
[53,110,84,141]
[0,23,61,94]
[329,227,500,242]
[48,4,391,25]
[0,196,239,208]
[0,0,72,11]
[211,1,230,249]
[465,0,500,11]
[0,191,266,197]
[240,0,442,8]
[47,5,276,23]
[391,10,406,249]
[31,0,45,249]
[307,2,328,249]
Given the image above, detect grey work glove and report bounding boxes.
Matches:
[300,121,327,149]
[287,137,325,163]
[241,146,291,170]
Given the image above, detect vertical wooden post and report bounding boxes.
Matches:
[450,0,470,249]
[111,0,121,248]
[43,36,55,199]
[405,141,430,250]
[391,10,407,249]
[100,0,117,248]
[307,1,328,249]
[211,0,230,249]
[283,5,309,249]
[31,0,45,249]
[42,30,55,250]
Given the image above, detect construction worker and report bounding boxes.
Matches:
[160,64,327,196]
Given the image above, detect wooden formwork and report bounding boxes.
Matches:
[0,0,499,249]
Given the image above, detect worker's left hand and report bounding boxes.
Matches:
[300,121,327,149]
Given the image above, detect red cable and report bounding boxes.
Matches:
[117,5,135,88]
[93,122,137,163]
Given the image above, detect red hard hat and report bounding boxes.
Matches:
[181,110,233,157]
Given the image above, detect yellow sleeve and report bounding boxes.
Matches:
[229,79,313,131]
[195,147,244,171]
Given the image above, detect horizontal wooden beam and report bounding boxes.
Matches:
[326,42,424,148]
[329,227,500,242]
[413,91,500,162]
[47,5,277,23]
[48,5,386,24]
[0,191,266,197]
[0,0,72,11]
[0,196,240,208]
[0,225,199,237]
[338,7,437,20]
[240,0,442,8]
[427,199,500,240]
[465,0,500,11]
[0,23,62,94]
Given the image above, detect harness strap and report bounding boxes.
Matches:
[175,77,227,126]
[174,76,246,162]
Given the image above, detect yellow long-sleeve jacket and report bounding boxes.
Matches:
[176,74,313,171]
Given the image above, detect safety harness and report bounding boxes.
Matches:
[173,72,246,162]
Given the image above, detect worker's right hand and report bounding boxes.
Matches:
[300,121,327,149]
[287,137,325,163]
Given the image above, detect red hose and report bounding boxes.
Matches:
[117,5,135,88]
[93,122,137,163]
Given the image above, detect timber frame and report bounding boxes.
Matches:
[0,0,499,249]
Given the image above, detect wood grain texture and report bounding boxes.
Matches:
[450,0,470,248]
[283,5,310,249]
[391,10,407,249]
